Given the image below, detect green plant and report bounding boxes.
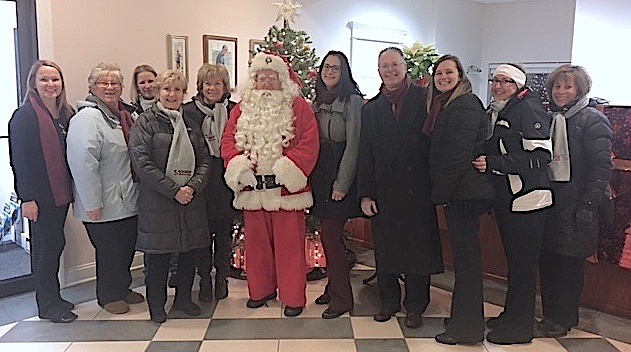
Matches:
[403,41,440,81]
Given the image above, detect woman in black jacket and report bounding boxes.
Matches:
[539,65,612,337]
[182,63,239,302]
[474,64,552,344]
[425,55,493,345]
[130,69,212,323]
[9,60,76,323]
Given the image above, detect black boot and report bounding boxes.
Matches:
[215,274,229,300]
[198,278,212,302]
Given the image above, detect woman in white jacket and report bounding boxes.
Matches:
[66,62,144,315]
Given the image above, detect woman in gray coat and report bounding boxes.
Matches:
[130,69,211,324]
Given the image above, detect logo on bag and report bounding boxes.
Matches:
[173,169,192,176]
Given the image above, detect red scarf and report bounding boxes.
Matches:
[381,75,412,120]
[422,87,456,136]
[114,102,138,182]
[29,96,73,206]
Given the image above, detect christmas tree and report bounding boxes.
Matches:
[254,0,320,100]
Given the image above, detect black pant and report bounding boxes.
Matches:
[145,250,195,315]
[444,201,488,340]
[493,204,547,338]
[194,218,232,281]
[539,250,585,329]
[377,273,430,314]
[321,217,353,311]
[30,203,69,315]
[84,216,137,306]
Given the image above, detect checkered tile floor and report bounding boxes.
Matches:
[1,266,630,352]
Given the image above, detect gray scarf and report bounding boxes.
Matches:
[138,96,156,112]
[194,97,228,157]
[486,99,509,139]
[548,96,589,182]
[157,101,196,186]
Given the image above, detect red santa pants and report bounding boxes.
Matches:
[244,209,307,308]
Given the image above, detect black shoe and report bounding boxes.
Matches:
[404,312,423,328]
[246,292,277,308]
[486,329,533,345]
[150,310,167,324]
[373,309,400,322]
[322,307,349,319]
[214,276,228,300]
[173,301,201,316]
[541,321,569,338]
[315,293,330,305]
[284,306,303,317]
[486,315,505,329]
[59,299,75,311]
[39,308,77,323]
[199,280,212,302]
[435,333,483,345]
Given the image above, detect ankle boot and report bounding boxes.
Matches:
[215,274,228,300]
[199,278,212,302]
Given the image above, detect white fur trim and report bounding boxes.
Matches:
[233,189,312,211]
[225,155,252,192]
[272,156,307,193]
[250,53,290,83]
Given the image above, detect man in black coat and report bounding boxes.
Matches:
[358,47,444,329]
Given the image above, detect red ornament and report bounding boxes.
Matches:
[275,41,284,49]
[308,70,318,79]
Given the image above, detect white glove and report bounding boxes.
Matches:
[238,169,257,187]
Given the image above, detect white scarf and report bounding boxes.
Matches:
[157,101,196,186]
[138,96,156,112]
[194,97,228,157]
[486,99,509,139]
[548,96,589,182]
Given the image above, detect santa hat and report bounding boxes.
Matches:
[249,52,303,88]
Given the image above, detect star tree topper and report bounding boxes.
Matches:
[273,0,302,24]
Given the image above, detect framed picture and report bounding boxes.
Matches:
[203,35,237,87]
[167,34,189,80]
[249,39,266,63]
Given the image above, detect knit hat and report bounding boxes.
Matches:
[493,64,526,89]
[249,52,303,88]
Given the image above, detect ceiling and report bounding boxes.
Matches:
[472,0,534,3]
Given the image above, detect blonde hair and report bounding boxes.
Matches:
[88,62,124,93]
[23,60,75,117]
[130,64,157,102]
[155,69,188,94]
[195,63,231,94]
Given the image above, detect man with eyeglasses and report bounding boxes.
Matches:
[221,52,319,317]
[357,47,444,329]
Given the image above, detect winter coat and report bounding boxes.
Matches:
[311,94,363,219]
[543,105,613,258]
[429,93,494,205]
[485,89,552,212]
[182,97,240,221]
[129,104,212,254]
[357,85,444,275]
[9,101,71,208]
[66,101,138,222]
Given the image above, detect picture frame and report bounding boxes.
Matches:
[167,34,189,80]
[203,35,237,88]
[249,39,266,63]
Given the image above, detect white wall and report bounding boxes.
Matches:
[35,0,445,286]
[573,0,631,105]
[479,0,576,101]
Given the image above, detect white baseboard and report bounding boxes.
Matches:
[62,252,145,288]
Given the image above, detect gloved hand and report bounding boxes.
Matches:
[575,204,595,230]
[238,169,257,187]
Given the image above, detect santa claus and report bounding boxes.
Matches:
[221,52,319,317]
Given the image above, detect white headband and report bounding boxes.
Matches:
[493,64,526,89]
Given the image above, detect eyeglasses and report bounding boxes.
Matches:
[489,78,516,86]
[378,61,406,71]
[322,64,341,73]
[96,81,121,88]
[256,74,279,83]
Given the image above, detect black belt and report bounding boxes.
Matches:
[254,174,281,191]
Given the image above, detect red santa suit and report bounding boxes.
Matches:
[221,53,319,309]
